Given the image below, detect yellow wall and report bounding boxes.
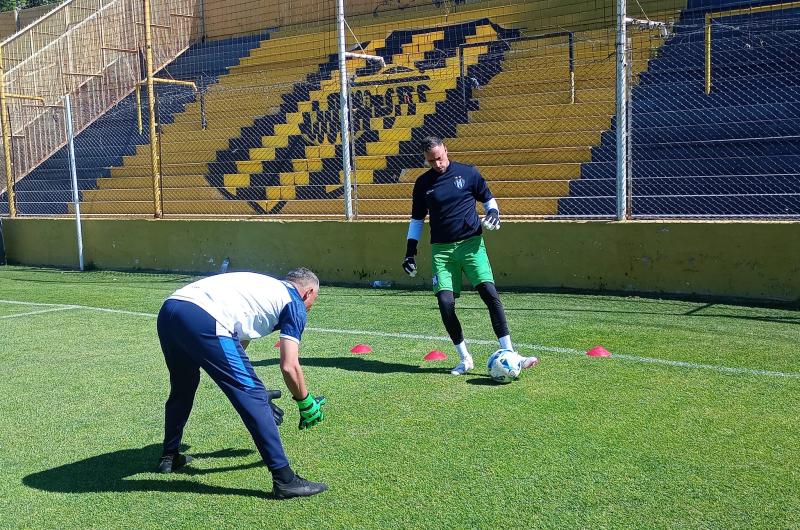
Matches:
[2,219,798,302]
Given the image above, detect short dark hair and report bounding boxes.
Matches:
[285,267,319,289]
[420,136,444,153]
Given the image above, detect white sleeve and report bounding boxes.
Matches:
[407,218,424,240]
[483,198,499,213]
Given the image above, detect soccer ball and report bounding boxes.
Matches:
[487,349,522,383]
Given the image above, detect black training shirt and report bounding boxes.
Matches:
[411,161,493,244]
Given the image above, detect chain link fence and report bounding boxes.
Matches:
[627,1,800,218]
[0,0,201,216]
[2,0,798,219]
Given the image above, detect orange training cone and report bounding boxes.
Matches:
[587,345,612,358]
[350,344,372,354]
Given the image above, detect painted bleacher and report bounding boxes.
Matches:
[76,1,545,216]
[560,4,800,217]
[203,19,523,216]
[0,32,268,215]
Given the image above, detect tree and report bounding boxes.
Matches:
[1,0,62,13]
[24,0,61,7]
[0,0,20,13]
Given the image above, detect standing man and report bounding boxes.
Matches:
[156,267,328,499]
[402,136,538,375]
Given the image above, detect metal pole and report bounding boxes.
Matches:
[97,0,106,66]
[568,32,575,104]
[143,0,163,218]
[0,46,16,217]
[135,85,142,134]
[64,94,85,271]
[615,0,628,221]
[459,45,466,106]
[626,34,633,217]
[704,14,712,95]
[199,0,206,41]
[347,74,358,218]
[336,0,353,220]
[200,89,207,129]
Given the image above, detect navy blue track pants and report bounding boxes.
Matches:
[157,298,289,471]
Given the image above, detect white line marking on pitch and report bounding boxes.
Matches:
[0,306,76,319]
[0,299,156,318]
[1,299,798,380]
[308,327,800,379]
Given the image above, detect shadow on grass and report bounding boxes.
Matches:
[23,444,269,498]
[253,356,451,375]
[464,376,502,386]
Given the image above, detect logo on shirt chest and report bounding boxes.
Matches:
[454,176,464,189]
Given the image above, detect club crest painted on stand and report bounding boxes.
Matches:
[205,19,520,215]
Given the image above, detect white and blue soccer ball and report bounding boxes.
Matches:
[487,349,522,383]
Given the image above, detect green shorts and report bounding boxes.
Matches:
[431,235,494,296]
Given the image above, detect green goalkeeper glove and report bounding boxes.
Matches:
[295,393,326,430]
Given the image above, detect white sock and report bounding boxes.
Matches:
[499,335,513,351]
[455,341,470,360]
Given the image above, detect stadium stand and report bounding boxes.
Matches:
[560,3,800,217]
[3,0,689,218]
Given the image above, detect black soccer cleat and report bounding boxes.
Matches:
[157,452,193,473]
[272,474,328,499]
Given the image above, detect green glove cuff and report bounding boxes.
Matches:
[295,393,314,409]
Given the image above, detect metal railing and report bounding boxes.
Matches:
[0,0,201,216]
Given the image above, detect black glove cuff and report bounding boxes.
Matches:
[293,393,310,403]
[405,238,418,258]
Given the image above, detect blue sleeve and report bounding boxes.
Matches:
[472,166,493,203]
[277,299,307,343]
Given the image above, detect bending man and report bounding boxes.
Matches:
[156,267,327,499]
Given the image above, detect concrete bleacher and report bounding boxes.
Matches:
[560,5,800,217]
[75,32,282,216]
[204,19,522,216]
[78,2,537,217]
[201,21,673,217]
[422,27,662,216]
[1,33,268,216]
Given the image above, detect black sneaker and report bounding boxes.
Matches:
[272,474,328,499]
[157,452,193,473]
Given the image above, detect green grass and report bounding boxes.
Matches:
[1,266,798,529]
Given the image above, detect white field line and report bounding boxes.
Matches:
[0,299,156,318]
[0,306,76,319]
[1,299,798,380]
[308,327,800,379]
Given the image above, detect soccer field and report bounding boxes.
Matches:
[1,266,798,529]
